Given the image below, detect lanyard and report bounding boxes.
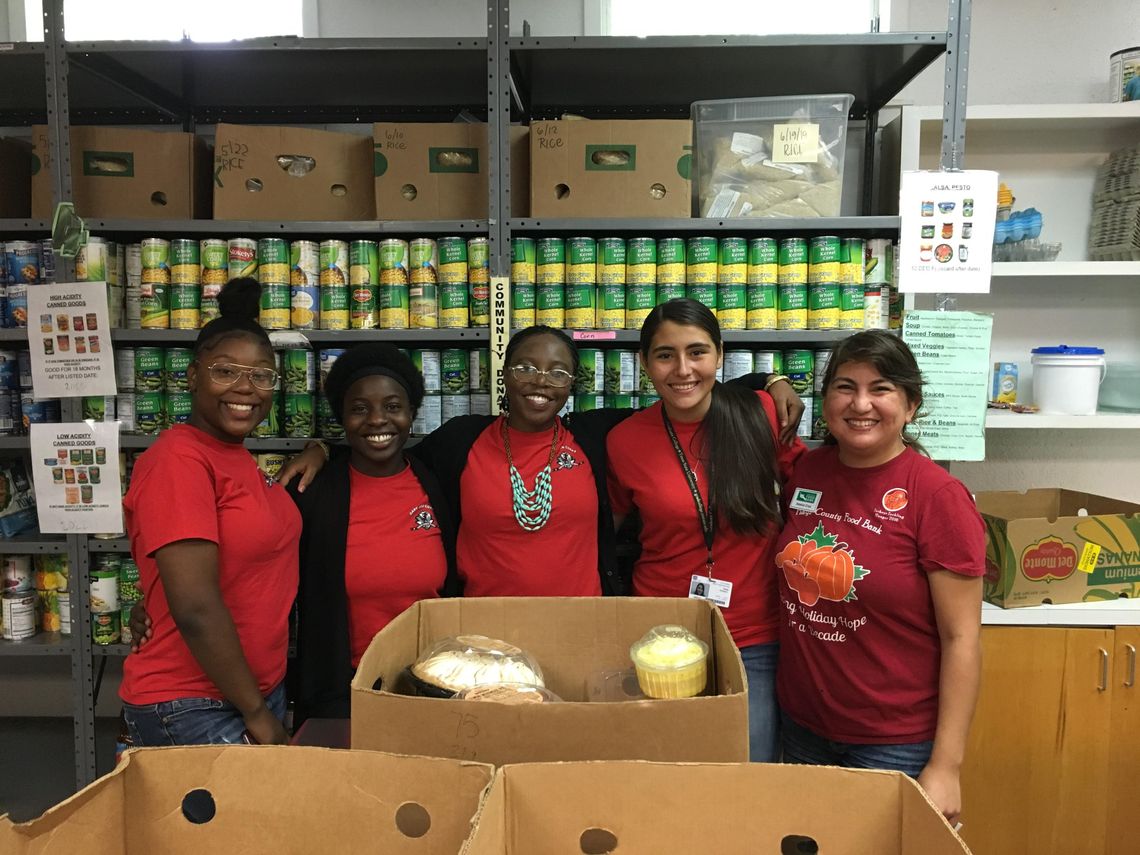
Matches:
[661,407,716,578]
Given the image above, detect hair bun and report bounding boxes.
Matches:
[217,277,261,322]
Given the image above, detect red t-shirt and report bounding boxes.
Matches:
[606,392,804,649]
[775,446,985,744]
[345,464,447,666]
[458,416,601,596]
[120,425,301,704]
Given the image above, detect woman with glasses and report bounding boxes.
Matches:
[119,278,300,746]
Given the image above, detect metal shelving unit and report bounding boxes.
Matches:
[508,217,903,236]
[85,220,489,237]
[0,633,72,657]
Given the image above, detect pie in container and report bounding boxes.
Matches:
[406,634,545,697]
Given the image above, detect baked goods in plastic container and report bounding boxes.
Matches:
[454,684,562,704]
[403,634,545,698]
[629,624,709,699]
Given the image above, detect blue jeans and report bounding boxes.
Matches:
[739,642,779,763]
[780,712,933,777]
[122,682,286,747]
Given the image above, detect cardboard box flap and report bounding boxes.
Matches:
[975,488,1140,522]
[2,745,493,854]
[461,762,970,855]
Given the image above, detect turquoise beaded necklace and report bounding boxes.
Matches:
[502,417,561,532]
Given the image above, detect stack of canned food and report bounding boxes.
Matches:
[76,235,492,332]
[0,239,55,328]
[0,348,61,435]
[90,553,140,646]
[511,236,900,332]
[1,554,70,641]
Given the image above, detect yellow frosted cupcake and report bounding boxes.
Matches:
[630,625,709,699]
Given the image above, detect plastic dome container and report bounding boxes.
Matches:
[1031,345,1107,415]
[454,684,562,705]
[629,625,709,699]
[404,635,545,698]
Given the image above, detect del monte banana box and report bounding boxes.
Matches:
[977,489,1140,608]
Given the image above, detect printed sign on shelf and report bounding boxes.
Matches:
[29,422,123,534]
[25,281,117,398]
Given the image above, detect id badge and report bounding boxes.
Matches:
[689,574,732,608]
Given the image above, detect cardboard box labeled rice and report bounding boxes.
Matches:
[0,745,493,854]
[213,123,373,221]
[978,488,1140,608]
[373,122,488,219]
[31,125,211,219]
[529,119,692,218]
[461,761,970,855]
[351,597,748,766]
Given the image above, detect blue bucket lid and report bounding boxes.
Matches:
[1031,345,1105,355]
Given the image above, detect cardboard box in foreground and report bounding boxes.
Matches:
[978,488,1140,608]
[351,597,748,766]
[461,761,971,855]
[0,745,493,854]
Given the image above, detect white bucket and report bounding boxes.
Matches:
[1031,351,1106,415]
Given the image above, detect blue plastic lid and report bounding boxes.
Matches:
[1031,345,1105,355]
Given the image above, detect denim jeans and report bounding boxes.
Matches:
[122,682,286,747]
[739,642,780,763]
[780,712,933,777]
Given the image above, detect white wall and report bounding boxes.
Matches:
[311,0,583,37]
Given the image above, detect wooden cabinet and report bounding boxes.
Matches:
[961,626,1140,855]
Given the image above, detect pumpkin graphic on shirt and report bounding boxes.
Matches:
[775,523,870,606]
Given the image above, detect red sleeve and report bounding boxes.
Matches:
[605,428,635,517]
[916,480,986,577]
[128,447,220,559]
[756,390,807,484]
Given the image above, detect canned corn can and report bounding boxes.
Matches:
[656,282,685,304]
[379,239,409,285]
[536,238,565,285]
[259,282,290,330]
[840,237,865,285]
[318,284,350,331]
[565,283,596,330]
[228,238,257,279]
[124,243,142,279]
[808,236,841,284]
[747,284,778,330]
[258,238,289,285]
[440,281,469,329]
[778,237,808,285]
[718,283,746,330]
[291,280,320,331]
[91,612,120,646]
[169,282,201,330]
[576,394,605,413]
[567,237,597,285]
[535,285,565,328]
[685,237,718,285]
[604,350,637,395]
[575,349,604,394]
[777,284,808,330]
[597,238,626,285]
[747,238,778,285]
[348,240,378,329]
[753,350,782,375]
[657,239,685,285]
[410,282,439,329]
[468,238,490,327]
[717,237,747,285]
[625,283,655,330]
[627,237,657,285]
[164,348,192,392]
[283,394,315,438]
[379,282,409,330]
[76,237,106,283]
[807,282,840,330]
[139,280,170,329]
[317,349,346,391]
[200,239,228,324]
[784,350,814,395]
[166,391,192,425]
[289,240,321,329]
[125,276,141,328]
[134,347,164,392]
[511,283,536,328]
[318,240,348,289]
[839,284,864,330]
[598,283,626,330]
[863,286,885,330]
[134,392,164,435]
[511,237,536,285]
[438,237,468,285]
[469,349,491,394]
[410,238,438,287]
[864,238,893,287]
[105,241,120,287]
[170,238,200,285]
[441,349,470,395]
[411,394,442,436]
[723,350,754,381]
[411,350,442,394]
[253,392,281,438]
[282,350,316,394]
[686,283,717,314]
[317,394,344,439]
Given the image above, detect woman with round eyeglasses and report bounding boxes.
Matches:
[119,278,301,746]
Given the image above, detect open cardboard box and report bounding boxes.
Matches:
[977,488,1140,607]
[461,761,971,855]
[0,745,493,854]
[351,597,748,766]
[373,122,489,219]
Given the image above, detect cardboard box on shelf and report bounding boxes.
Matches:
[529,119,693,218]
[978,488,1140,608]
[351,597,748,766]
[373,123,489,220]
[30,125,211,220]
[0,745,493,854]
[460,761,970,855]
[0,137,32,218]
[509,125,529,218]
[213,123,374,221]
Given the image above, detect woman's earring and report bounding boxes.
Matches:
[498,392,510,412]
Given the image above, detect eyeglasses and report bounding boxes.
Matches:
[206,362,279,391]
[509,364,573,388]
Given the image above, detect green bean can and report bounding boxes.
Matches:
[81,395,115,421]
[166,392,192,425]
[536,238,565,285]
[747,238,778,285]
[839,237,865,285]
[259,283,290,330]
[598,283,626,330]
[575,349,604,394]
[812,393,827,440]
[778,237,808,285]
[511,237,536,285]
[784,350,815,395]
[576,394,606,413]
[747,284,778,330]
[808,282,841,330]
[808,236,841,284]
[567,237,597,285]
[282,350,316,394]
[253,392,281,438]
[604,350,637,395]
[685,236,718,285]
[438,237,468,285]
[283,394,315,438]
[258,238,289,285]
[134,392,164,435]
[605,394,638,410]
[441,349,470,395]
[657,237,685,284]
[717,237,747,285]
[777,283,808,330]
[317,394,344,439]
[717,283,746,330]
[536,285,565,328]
[686,283,717,314]
[625,283,655,329]
[597,238,626,285]
[469,349,491,393]
[467,238,490,327]
[411,350,441,394]
[512,283,536,328]
[228,237,257,280]
[839,284,865,330]
[627,237,657,285]
[164,348,192,392]
[565,283,596,330]
[134,347,164,392]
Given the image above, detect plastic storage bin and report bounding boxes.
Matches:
[1099,361,1140,412]
[691,93,854,218]
[1030,345,1107,415]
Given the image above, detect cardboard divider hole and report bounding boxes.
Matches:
[394,801,431,838]
[579,827,619,854]
[781,834,820,854]
[180,788,216,825]
[555,183,570,199]
[245,178,264,193]
[330,184,347,197]
[649,183,666,199]
[150,191,167,207]
[401,183,418,201]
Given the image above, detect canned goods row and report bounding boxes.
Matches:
[2,589,69,640]
[90,554,141,615]
[0,378,63,436]
[1,239,54,288]
[2,554,69,595]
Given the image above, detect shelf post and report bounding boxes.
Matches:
[489,0,512,414]
[940,0,971,172]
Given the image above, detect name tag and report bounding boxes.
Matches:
[689,575,733,608]
[789,487,822,513]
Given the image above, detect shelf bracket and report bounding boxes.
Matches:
[940,0,971,171]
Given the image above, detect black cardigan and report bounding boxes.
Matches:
[408,409,635,598]
[285,448,458,725]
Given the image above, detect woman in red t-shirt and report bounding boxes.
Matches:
[607,298,805,762]
[774,330,984,824]
[120,279,301,746]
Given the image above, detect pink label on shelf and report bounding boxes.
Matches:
[572,331,617,341]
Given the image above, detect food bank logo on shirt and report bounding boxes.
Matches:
[555,448,584,472]
[775,523,870,607]
[874,487,909,523]
[409,503,438,532]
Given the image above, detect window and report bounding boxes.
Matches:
[599,0,888,36]
[58,0,305,41]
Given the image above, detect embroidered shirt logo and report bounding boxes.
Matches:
[555,450,583,471]
[410,509,438,532]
